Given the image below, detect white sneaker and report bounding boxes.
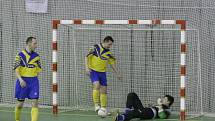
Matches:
[95,105,100,112]
[98,107,107,118]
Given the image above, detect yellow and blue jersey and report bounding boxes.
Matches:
[86,44,116,72]
[14,49,42,77]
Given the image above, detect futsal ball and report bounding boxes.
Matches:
[98,108,107,118]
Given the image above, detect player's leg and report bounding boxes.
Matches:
[125,92,144,112]
[100,86,107,110]
[28,77,40,121]
[93,82,101,111]
[114,109,141,121]
[15,100,24,121]
[31,99,39,121]
[99,72,108,111]
[14,79,27,121]
[114,92,144,121]
[90,70,101,111]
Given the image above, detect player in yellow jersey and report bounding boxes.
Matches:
[14,37,42,121]
[85,36,122,115]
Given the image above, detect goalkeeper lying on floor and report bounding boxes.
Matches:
[113,92,174,121]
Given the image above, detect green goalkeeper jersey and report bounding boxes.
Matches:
[154,105,171,119]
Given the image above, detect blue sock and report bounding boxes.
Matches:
[116,114,125,121]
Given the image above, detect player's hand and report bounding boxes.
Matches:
[19,79,26,88]
[85,68,91,76]
[117,74,123,80]
[157,98,162,106]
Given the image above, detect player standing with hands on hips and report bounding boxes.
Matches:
[85,36,122,116]
[14,37,42,121]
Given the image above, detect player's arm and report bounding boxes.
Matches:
[15,70,26,88]
[85,56,91,76]
[110,64,120,75]
[158,110,168,119]
[109,54,122,80]
[14,54,26,88]
[85,48,94,75]
[36,56,42,74]
[158,108,170,119]
[157,99,171,119]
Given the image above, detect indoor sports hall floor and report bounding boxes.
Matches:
[0,107,214,121]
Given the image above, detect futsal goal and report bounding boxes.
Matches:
[52,19,202,120]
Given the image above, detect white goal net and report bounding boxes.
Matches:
[54,22,202,119]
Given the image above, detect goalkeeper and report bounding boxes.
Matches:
[14,37,42,121]
[113,92,174,121]
[85,36,122,113]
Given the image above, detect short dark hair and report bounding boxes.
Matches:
[26,37,36,44]
[103,36,114,43]
[165,95,174,106]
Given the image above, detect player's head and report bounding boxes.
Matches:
[26,37,37,51]
[101,36,114,49]
[162,95,174,107]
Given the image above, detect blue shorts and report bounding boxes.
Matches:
[15,77,39,100]
[90,70,107,86]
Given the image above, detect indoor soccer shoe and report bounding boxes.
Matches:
[95,105,100,112]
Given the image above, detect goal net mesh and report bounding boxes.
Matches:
[56,24,201,118]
